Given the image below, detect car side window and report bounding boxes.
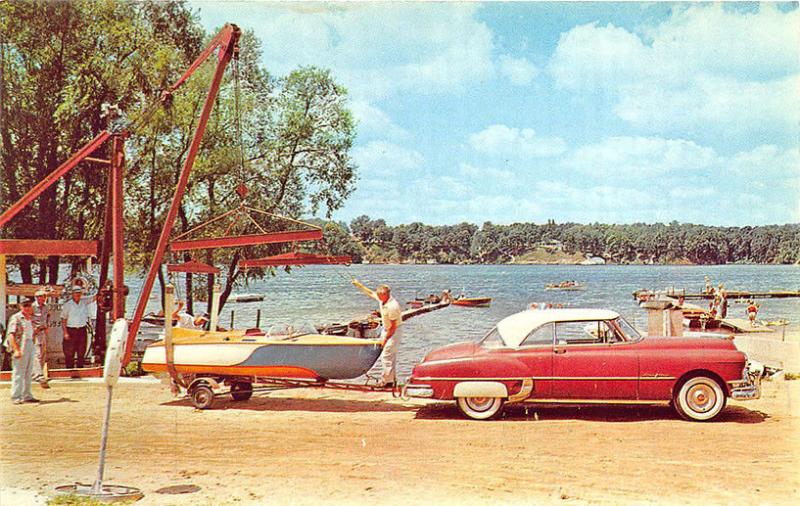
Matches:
[521,323,554,347]
[556,321,618,345]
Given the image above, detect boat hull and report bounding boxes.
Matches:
[141,330,383,380]
[452,297,492,307]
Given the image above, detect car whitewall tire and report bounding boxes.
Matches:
[674,376,726,422]
[456,396,505,420]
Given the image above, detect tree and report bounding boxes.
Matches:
[0,0,203,283]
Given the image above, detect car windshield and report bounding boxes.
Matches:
[614,317,642,342]
[479,327,507,348]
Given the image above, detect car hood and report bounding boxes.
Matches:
[638,336,738,351]
[422,341,478,362]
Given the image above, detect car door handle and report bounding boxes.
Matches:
[554,348,567,354]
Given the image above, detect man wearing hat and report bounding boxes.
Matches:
[5,298,38,403]
[61,285,95,370]
[31,289,51,388]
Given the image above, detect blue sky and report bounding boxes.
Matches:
[191,1,799,227]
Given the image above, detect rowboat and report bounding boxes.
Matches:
[141,327,382,380]
[230,293,264,303]
[545,282,585,291]
[452,297,492,308]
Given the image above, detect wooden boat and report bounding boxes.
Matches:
[452,297,492,308]
[141,328,382,380]
[545,282,585,291]
[230,293,264,303]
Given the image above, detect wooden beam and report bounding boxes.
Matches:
[169,229,323,252]
[0,239,99,256]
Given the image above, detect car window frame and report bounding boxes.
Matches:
[554,319,629,347]
[519,322,556,348]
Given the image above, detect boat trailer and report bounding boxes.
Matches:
[179,375,402,410]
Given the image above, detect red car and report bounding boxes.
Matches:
[404,308,770,421]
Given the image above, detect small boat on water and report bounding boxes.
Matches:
[141,327,382,380]
[545,281,585,291]
[452,296,492,308]
[230,293,264,303]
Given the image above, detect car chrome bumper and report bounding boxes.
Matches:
[729,360,771,401]
[404,384,434,398]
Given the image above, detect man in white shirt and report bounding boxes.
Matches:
[172,301,209,330]
[31,288,51,388]
[6,298,38,403]
[352,281,403,387]
[61,285,94,370]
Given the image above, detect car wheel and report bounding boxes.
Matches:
[190,385,215,410]
[456,396,504,420]
[230,382,253,401]
[673,376,726,421]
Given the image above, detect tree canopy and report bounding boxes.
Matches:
[1,1,357,311]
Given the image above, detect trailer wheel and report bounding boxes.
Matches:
[191,385,215,410]
[230,382,253,401]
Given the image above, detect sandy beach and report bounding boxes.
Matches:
[1,376,798,505]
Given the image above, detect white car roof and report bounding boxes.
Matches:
[497,308,621,348]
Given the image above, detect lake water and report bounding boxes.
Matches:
[126,264,800,379]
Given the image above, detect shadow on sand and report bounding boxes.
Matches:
[414,402,770,424]
[161,392,419,413]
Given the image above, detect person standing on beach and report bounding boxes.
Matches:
[352,280,403,387]
[747,301,759,326]
[5,298,38,404]
[31,289,51,388]
[61,285,94,371]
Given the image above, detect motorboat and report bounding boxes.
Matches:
[141,325,382,380]
[452,296,492,308]
[545,281,585,291]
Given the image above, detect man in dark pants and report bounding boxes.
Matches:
[61,285,94,372]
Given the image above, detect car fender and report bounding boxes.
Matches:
[453,381,508,398]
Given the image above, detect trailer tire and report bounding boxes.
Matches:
[191,385,215,410]
[230,382,253,401]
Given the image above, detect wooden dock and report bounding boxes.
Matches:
[634,289,800,300]
[401,300,450,321]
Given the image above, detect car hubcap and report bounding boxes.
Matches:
[687,384,715,412]
[467,397,494,412]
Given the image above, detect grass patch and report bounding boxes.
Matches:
[48,494,139,505]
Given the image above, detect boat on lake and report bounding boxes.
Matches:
[141,326,382,380]
[230,293,264,303]
[545,281,585,291]
[452,296,492,308]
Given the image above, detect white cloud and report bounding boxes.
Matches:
[727,145,800,180]
[498,55,538,86]
[548,4,800,143]
[221,3,495,100]
[353,141,424,176]
[564,136,719,178]
[349,101,408,141]
[458,162,515,182]
[469,124,567,158]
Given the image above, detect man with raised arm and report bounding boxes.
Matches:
[352,280,403,387]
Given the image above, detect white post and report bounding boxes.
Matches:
[164,285,175,370]
[209,283,221,331]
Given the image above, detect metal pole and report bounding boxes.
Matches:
[111,135,125,320]
[230,310,234,329]
[256,309,261,328]
[91,384,113,495]
[124,25,240,364]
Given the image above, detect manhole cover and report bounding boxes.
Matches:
[55,483,143,502]
[155,484,201,495]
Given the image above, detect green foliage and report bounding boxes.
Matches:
[348,217,800,265]
[2,3,357,312]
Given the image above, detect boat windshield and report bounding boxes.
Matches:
[614,316,643,342]
[478,327,507,348]
[267,321,318,338]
